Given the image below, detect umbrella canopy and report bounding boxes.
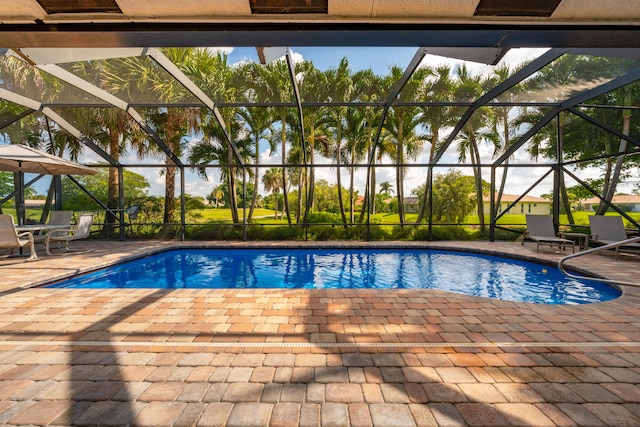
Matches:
[0,144,97,176]
[0,144,96,226]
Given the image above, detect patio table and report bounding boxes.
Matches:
[15,224,70,256]
[560,231,590,251]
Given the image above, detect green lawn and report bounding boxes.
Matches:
[8,206,640,230]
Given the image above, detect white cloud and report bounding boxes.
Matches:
[207,47,234,55]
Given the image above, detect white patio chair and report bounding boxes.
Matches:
[0,214,37,260]
[523,214,575,253]
[33,210,73,243]
[45,213,94,255]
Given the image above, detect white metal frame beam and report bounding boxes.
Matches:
[146,48,245,169]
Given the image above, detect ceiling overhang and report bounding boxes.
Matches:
[0,22,639,49]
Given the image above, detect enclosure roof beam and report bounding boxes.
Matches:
[286,48,306,166]
[0,109,36,131]
[493,66,640,166]
[567,107,640,149]
[41,107,118,167]
[146,48,244,169]
[2,22,640,49]
[21,54,183,168]
[0,87,118,167]
[369,47,428,165]
[432,48,567,165]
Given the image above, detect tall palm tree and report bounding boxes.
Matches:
[383,66,430,225]
[342,106,369,222]
[238,106,273,221]
[178,48,246,223]
[0,55,94,224]
[95,50,200,227]
[352,69,385,222]
[71,60,147,223]
[453,65,500,232]
[296,60,331,224]
[243,60,295,224]
[189,114,250,223]
[416,64,457,223]
[262,167,283,220]
[595,79,640,213]
[324,58,353,226]
[516,55,614,222]
[488,63,527,217]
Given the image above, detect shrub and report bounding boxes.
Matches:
[306,212,342,224]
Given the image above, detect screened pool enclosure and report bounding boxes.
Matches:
[1,40,639,241]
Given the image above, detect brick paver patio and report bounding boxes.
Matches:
[1,240,639,426]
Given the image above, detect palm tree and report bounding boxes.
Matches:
[262,167,283,220]
[295,61,332,224]
[416,64,457,223]
[383,66,430,225]
[453,65,500,232]
[595,79,640,214]
[487,63,528,217]
[516,55,614,222]
[95,50,201,227]
[324,58,353,226]
[379,181,393,195]
[243,60,295,225]
[71,60,147,225]
[352,69,385,221]
[179,48,245,223]
[0,54,77,222]
[189,114,250,223]
[342,106,369,221]
[238,106,273,221]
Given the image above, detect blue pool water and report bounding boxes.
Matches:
[46,249,620,305]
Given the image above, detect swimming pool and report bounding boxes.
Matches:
[46,248,620,305]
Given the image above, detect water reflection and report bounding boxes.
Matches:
[49,249,621,304]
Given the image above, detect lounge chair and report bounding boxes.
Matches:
[45,213,94,255]
[589,215,640,259]
[523,214,575,253]
[0,214,37,260]
[33,210,73,243]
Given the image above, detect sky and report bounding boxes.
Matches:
[30,45,628,201]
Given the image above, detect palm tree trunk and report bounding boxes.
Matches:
[599,109,631,214]
[164,158,176,225]
[248,138,259,221]
[297,151,304,224]
[349,161,355,223]
[470,139,485,232]
[105,132,120,234]
[396,118,405,225]
[417,133,438,223]
[280,114,292,225]
[359,129,374,224]
[335,120,347,227]
[274,192,279,220]
[303,126,315,225]
[228,145,239,224]
[495,119,510,216]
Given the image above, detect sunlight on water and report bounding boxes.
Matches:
[47,249,621,305]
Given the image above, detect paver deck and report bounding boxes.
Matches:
[1,240,639,426]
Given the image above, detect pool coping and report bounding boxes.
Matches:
[37,242,621,303]
[9,239,638,299]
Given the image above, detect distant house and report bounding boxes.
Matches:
[482,193,551,215]
[583,195,640,212]
[403,196,420,213]
[24,199,46,209]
